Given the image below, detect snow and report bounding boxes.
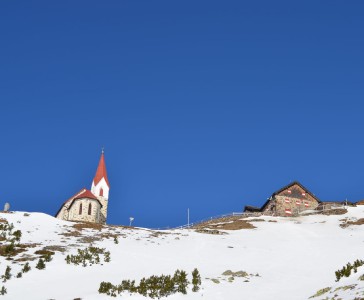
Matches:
[0,207,364,299]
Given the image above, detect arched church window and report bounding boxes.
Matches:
[88,203,92,215]
[79,203,82,215]
[100,188,104,197]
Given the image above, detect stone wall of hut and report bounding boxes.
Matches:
[263,184,319,217]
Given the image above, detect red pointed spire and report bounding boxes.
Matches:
[93,150,110,187]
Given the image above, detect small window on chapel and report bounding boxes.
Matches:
[79,203,82,215]
[88,203,92,215]
[100,188,104,197]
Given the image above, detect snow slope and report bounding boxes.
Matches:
[0,207,364,300]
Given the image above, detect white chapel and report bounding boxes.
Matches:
[55,151,110,224]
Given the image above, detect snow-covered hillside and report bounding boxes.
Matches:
[0,207,364,300]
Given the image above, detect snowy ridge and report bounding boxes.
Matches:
[0,207,363,299]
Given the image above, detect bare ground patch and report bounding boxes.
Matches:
[72,222,104,231]
[340,218,364,228]
[192,216,257,231]
[43,245,67,253]
[14,255,38,262]
[79,235,102,243]
[321,208,348,216]
[17,243,40,249]
[195,229,227,235]
[34,249,55,256]
[61,230,83,237]
[148,231,170,238]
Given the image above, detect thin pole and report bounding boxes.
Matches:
[187,208,190,227]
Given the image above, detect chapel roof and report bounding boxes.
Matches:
[55,188,102,217]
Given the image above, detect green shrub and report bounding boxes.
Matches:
[3,243,15,256]
[65,247,110,267]
[309,287,331,298]
[99,268,197,298]
[22,262,31,273]
[0,286,6,295]
[192,268,201,292]
[36,258,46,270]
[12,230,22,242]
[173,270,188,294]
[335,259,364,282]
[99,281,114,295]
[16,272,22,278]
[1,266,11,282]
[138,278,148,296]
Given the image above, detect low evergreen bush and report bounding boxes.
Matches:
[65,246,111,267]
[3,243,15,256]
[98,268,201,298]
[22,262,31,273]
[1,266,11,282]
[192,268,201,292]
[12,230,22,242]
[0,286,6,295]
[36,258,46,270]
[335,259,364,282]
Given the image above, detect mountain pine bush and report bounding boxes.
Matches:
[99,268,199,298]
[138,278,148,297]
[1,266,11,282]
[36,258,46,270]
[12,230,22,242]
[66,247,111,267]
[192,268,201,292]
[0,286,6,295]
[173,270,188,294]
[335,259,364,281]
[22,262,31,273]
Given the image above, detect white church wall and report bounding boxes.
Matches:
[68,198,101,223]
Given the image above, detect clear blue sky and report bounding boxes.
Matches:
[0,1,363,228]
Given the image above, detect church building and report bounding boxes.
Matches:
[55,151,110,224]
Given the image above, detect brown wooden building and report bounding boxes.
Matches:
[244,181,321,217]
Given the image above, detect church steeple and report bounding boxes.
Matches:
[91,150,110,224]
[92,150,110,188]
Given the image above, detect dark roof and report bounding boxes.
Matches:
[244,205,261,212]
[271,181,321,203]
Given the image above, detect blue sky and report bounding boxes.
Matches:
[0,1,363,228]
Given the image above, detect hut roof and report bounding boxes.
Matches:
[243,205,261,212]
